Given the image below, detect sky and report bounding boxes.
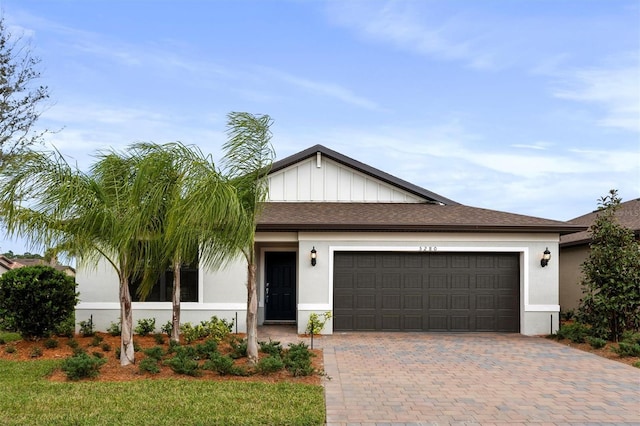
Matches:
[0,0,638,255]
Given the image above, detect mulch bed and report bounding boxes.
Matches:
[0,332,323,384]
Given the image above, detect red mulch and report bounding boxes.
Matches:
[0,332,323,384]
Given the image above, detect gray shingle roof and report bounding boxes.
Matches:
[560,198,640,247]
[257,202,584,234]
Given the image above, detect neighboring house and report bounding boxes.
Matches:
[0,256,76,277]
[559,198,640,312]
[75,145,584,335]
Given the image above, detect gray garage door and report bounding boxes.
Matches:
[333,251,520,332]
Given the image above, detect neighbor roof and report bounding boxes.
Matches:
[269,145,459,205]
[257,202,585,234]
[560,198,640,247]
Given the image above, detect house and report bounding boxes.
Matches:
[559,198,640,312]
[75,145,584,335]
[0,256,76,278]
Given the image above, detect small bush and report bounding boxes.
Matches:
[560,309,575,322]
[143,346,166,361]
[5,344,16,354]
[633,361,640,368]
[78,318,94,337]
[161,321,173,337]
[115,347,121,360]
[29,346,43,358]
[101,343,111,352]
[61,352,107,380]
[306,311,332,335]
[72,346,86,356]
[203,352,247,376]
[180,322,204,344]
[621,330,640,345]
[139,357,161,374]
[612,342,640,357]
[195,339,218,359]
[256,355,285,374]
[229,336,247,359]
[135,318,156,336]
[92,351,104,359]
[0,266,78,338]
[556,322,590,343]
[201,316,234,342]
[89,335,104,347]
[284,342,314,377]
[0,331,21,343]
[107,321,121,336]
[164,355,201,377]
[54,315,75,338]
[66,338,79,349]
[259,339,283,357]
[587,336,607,349]
[153,333,165,345]
[44,338,59,349]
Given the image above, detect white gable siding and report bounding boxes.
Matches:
[268,156,423,202]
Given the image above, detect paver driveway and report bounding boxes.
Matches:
[317,333,640,425]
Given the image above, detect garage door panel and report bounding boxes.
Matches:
[334,252,520,332]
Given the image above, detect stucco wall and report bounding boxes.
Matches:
[559,245,588,312]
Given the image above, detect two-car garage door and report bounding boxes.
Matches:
[333,251,520,332]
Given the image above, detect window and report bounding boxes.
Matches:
[129,265,198,302]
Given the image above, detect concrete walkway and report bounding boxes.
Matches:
[260,327,640,425]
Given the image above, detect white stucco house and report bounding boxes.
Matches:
[75,145,584,335]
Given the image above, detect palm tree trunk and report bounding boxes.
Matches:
[119,274,135,366]
[246,262,259,364]
[171,259,181,343]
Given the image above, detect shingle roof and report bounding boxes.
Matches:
[560,198,640,247]
[257,202,584,234]
[269,145,459,205]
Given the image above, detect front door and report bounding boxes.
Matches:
[265,251,296,321]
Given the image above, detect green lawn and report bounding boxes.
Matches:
[0,359,325,425]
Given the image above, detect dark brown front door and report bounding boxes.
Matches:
[333,251,520,332]
[265,251,296,321]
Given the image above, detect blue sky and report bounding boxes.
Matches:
[1,0,639,255]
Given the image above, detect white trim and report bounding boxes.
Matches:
[77,302,246,311]
[525,304,560,312]
[298,303,331,311]
[328,245,529,313]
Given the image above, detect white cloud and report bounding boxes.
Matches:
[552,55,640,133]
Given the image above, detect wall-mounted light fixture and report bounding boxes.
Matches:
[310,247,317,267]
[540,247,551,267]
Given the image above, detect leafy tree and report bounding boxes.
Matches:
[0,17,50,165]
[219,112,275,364]
[577,190,640,341]
[0,265,77,338]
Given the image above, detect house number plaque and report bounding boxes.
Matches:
[419,246,438,252]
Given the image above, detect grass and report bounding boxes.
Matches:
[0,359,325,425]
[0,331,22,343]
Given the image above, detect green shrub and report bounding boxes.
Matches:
[72,346,86,356]
[153,333,165,344]
[560,309,575,322]
[229,336,247,359]
[92,351,104,359]
[203,352,247,376]
[61,352,107,380]
[587,336,607,349]
[612,342,640,357]
[44,338,59,349]
[0,331,21,343]
[107,321,121,336]
[161,321,172,337]
[259,339,283,357]
[143,346,166,361]
[54,315,75,338]
[89,335,103,347]
[256,355,285,374]
[284,342,314,377]
[621,330,640,345]
[115,347,121,360]
[66,338,79,349]
[0,266,78,338]
[556,322,590,343]
[29,346,43,358]
[306,311,332,335]
[195,339,218,359]
[633,361,640,368]
[201,316,234,342]
[180,322,204,344]
[164,355,201,377]
[139,357,161,374]
[101,343,111,352]
[5,344,16,354]
[135,318,156,336]
[78,318,94,337]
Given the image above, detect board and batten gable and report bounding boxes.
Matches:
[268,153,425,203]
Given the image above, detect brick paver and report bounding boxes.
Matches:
[260,328,640,425]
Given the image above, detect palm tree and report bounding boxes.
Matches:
[129,142,242,343]
[220,111,275,364]
[0,149,146,365]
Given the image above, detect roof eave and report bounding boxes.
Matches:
[257,224,587,234]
